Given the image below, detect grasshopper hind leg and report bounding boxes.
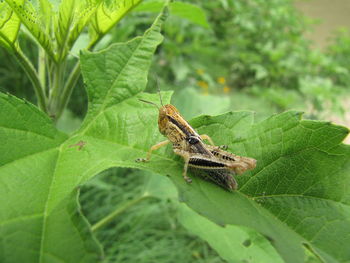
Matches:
[196,169,237,191]
[199,134,228,150]
[219,145,228,150]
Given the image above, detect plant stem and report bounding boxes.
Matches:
[13,49,48,113]
[38,47,46,93]
[56,61,81,119]
[48,60,68,120]
[91,195,153,232]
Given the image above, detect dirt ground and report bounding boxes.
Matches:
[295,0,350,49]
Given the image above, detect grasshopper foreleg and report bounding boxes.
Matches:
[136,140,170,162]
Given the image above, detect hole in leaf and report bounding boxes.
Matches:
[302,242,323,262]
[263,235,274,243]
[242,239,251,247]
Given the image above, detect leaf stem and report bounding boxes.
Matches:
[13,48,48,113]
[48,62,64,119]
[56,61,81,119]
[91,194,153,232]
[38,47,46,94]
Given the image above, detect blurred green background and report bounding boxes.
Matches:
[1,0,349,262]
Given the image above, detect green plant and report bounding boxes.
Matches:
[80,168,225,263]
[0,0,143,120]
[1,5,350,263]
[128,0,349,116]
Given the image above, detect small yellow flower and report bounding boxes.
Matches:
[223,85,231,94]
[196,69,204,75]
[197,80,208,89]
[217,76,226,85]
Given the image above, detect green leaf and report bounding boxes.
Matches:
[0,1,23,50]
[178,203,284,263]
[172,87,230,120]
[0,9,166,262]
[135,0,209,28]
[54,0,100,61]
[142,172,178,200]
[143,173,285,263]
[4,0,55,58]
[0,94,102,263]
[4,0,101,61]
[169,111,350,263]
[169,1,209,28]
[0,94,67,166]
[133,0,163,13]
[88,0,143,47]
[80,7,165,128]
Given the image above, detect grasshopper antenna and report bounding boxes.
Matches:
[138,76,163,109]
[139,99,159,109]
[155,76,164,107]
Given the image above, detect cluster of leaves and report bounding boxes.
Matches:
[0,0,143,119]
[203,0,349,114]
[1,7,350,263]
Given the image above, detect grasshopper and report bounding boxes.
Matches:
[136,93,256,190]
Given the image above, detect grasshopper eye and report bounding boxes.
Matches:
[188,136,200,145]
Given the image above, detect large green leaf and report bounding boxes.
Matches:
[170,111,350,263]
[0,9,165,262]
[0,93,102,263]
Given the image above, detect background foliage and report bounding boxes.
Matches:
[0,0,350,263]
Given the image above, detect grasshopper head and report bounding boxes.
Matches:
[138,99,180,136]
[139,97,187,140]
[158,104,179,135]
